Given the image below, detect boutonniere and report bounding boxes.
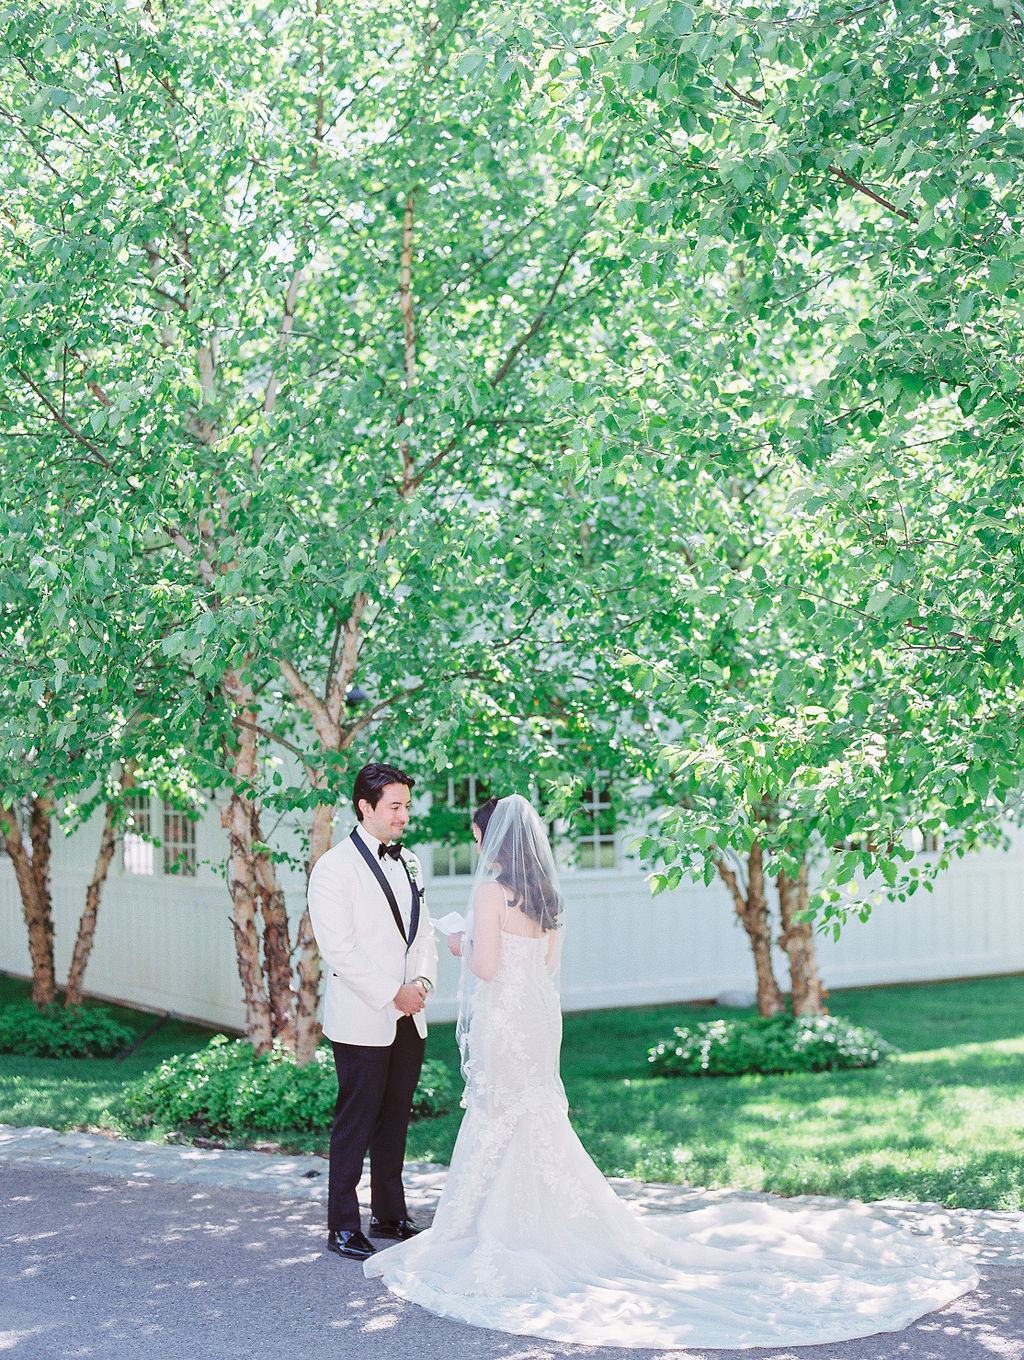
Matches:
[400,849,424,891]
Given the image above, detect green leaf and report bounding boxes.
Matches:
[988,260,1015,291]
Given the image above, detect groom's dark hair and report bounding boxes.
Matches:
[352,762,415,819]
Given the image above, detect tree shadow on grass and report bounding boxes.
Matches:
[769,1148,1024,1210]
[569,1046,1024,1210]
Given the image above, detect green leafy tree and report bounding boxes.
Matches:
[0,0,654,1055]
[6,0,1024,1043]
[492,0,1024,918]
[0,489,214,1008]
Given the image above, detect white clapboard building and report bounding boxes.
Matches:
[2,783,1024,1029]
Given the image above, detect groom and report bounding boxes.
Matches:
[308,761,437,1261]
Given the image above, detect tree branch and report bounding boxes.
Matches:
[825,160,916,222]
[325,590,370,725]
[232,716,319,781]
[13,368,113,470]
[341,681,427,746]
[490,245,581,387]
[404,432,462,493]
[279,655,342,748]
[0,101,64,178]
[261,264,306,430]
[398,190,418,493]
[721,82,917,223]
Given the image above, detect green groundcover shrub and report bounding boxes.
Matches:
[121,1035,455,1134]
[648,1013,895,1077]
[0,1001,135,1058]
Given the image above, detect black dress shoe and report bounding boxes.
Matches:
[368,1216,422,1240]
[326,1229,376,1260]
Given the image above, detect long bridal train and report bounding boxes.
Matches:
[365,939,976,1350]
[367,797,977,1350]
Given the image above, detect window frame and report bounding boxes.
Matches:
[427,774,620,879]
[120,793,200,879]
[122,791,155,877]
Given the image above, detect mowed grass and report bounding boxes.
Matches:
[407,973,1024,1211]
[0,972,219,1133]
[4,970,1024,1210]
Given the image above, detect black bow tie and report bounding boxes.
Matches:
[378,842,403,861]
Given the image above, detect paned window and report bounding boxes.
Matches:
[429,774,618,876]
[431,776,490,877]
[123,793,154,876]
[162,806,197,877]
[574,784,617,869]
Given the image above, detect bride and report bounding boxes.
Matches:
[364,794,977,1349]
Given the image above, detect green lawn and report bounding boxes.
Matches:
[4,970,1024,1211]
[408,974,1024,1211]
[0,973,219,1132]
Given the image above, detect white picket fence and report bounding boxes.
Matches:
[3,823,1024,1029]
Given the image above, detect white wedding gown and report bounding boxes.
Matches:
[365,928,977,1349]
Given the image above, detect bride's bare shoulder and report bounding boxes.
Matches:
[473,881,506,914]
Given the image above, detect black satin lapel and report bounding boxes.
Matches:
[349,829,408,943]
[408,879,420,943]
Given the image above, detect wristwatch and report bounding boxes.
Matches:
[413,976,434,997]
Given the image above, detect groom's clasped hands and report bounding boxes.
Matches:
[394,982,427,1016]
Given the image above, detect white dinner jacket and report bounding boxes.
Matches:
[308,830,437,1046]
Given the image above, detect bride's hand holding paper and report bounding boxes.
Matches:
[432,910,467,956]
[433,911,466,935]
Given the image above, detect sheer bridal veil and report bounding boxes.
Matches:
[455,794,565,1085]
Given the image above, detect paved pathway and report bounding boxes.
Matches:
[2,1123,1023,1360]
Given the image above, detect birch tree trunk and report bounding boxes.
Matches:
[715,840,786,1017]
[777,860,828,1016]
[250,803,297,1049]
[64,765,135,1008]
[293,904,322,1065]
[1,801,56,1008]
[398,188,417,493]
[289,797,342,1063]
[29,790,54,929]
[176,226,300,1054]
[220,678,274,1053]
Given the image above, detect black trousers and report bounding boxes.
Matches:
[327,1016,426,1233]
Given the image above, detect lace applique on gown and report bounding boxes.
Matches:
[365,929,977,1349]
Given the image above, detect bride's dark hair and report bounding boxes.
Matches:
[472,797,500,839]
[473,796,561,932]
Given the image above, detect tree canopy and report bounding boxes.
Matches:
[3,0,1024,1034]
